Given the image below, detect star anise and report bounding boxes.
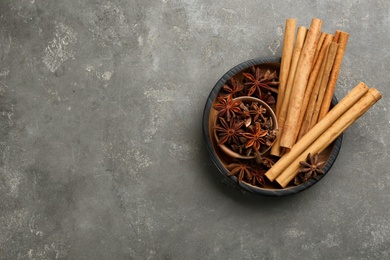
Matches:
[214,117,244,145]
[222,78,244,99]
[259,156,276,169]
[260,117,273,130]
[298,153,326,182]
[213,95,242,121]
[226,161,252,183]
[238,103,252,127]
[294,173,305,186]
[242,67,279,97]
[260,92,276,107]
[264,130,277,147]
[249,102,267,122]
[249,167,267,186]
[242,122,268,152]
[231,144,245,154]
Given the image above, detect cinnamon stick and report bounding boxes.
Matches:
[265,82,369,181]
[280,18,322,149]
[270,26,308,156]
[312,32,326,71]
[297,44,329,140]
[275,18,297,119]
[294,34,333,142]
[275,88,382,187]
[318,31,349,121]
[310,42,339,128]
[333,30,341,43]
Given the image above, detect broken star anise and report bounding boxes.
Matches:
[249,102,267,122]
[259,156,276,169]
[296,153,326,184]
[213,95,242,121]
[226,161,252,183]
[238,103,252,127]
[214,117,244,145]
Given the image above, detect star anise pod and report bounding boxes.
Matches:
[249,102,267,122]
[222,78,244,99]
[231,144,245,154]
[213,95,242,121]
[259,156,276,169]
[298,153,326,182]
[260,92,276,107]
[226,161,252,183]
[238,103,252,127]
[242,122,268,152]
[294,173,306,186]
[214,117,244,145]
[249,167,267,187]
[260,117,273,130]
[264,130,277,147]
[242,67,279,97]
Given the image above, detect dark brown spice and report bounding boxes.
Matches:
[213,95,242,121]
[226,161,252,183]
[242,122,268,152]
[214,117,244,145]
[249,102,267,122]
[294,153,326,185]
[249,167,267,186]
[259,156,276,169]
[243,67,279,98]
[222,78,244,99]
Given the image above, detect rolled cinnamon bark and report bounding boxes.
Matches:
[318,31,349,121]
[270,26,308,156]
[275,88,382,188]
[280,18,322,149]
[312,32,326,71]
[333,30,341,43]
[297,48,327,139]
[275,18,296,119]
[310,42,339,128]
[265,82,369,181]
[295,34,334,141]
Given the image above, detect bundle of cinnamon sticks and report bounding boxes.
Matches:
[265,18,382,187]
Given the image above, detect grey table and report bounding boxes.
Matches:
[1,0,389,259]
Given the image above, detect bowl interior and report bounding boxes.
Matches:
[213,96,278,160]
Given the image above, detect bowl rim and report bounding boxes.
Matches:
[202,56,343,196]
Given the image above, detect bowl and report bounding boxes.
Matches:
[213,96,278,160]
[202,57,343,196]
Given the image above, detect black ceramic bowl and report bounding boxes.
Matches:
[202,57,343,196]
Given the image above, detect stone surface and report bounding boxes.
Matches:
[1,0,390,259]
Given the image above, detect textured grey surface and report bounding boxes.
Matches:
[1,0,389,259]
